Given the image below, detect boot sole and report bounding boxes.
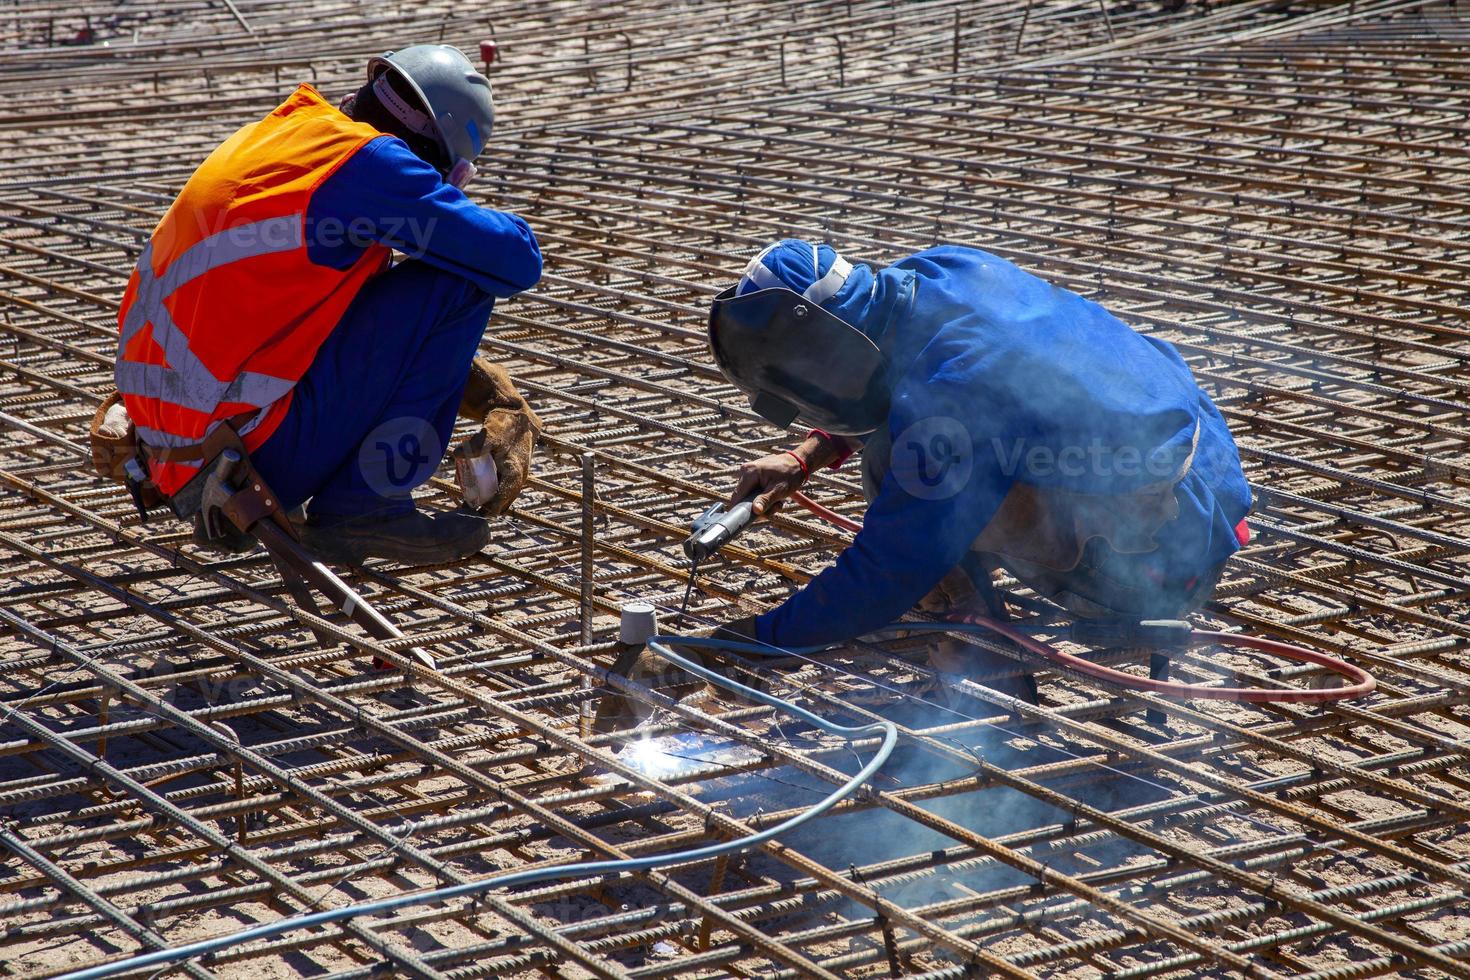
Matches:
[299,528,489,566]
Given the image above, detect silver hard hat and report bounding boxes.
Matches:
[368,44,494,187]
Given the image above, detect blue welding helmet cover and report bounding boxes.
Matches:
[707,284,890,436]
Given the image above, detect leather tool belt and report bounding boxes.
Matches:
[88,390,281,533]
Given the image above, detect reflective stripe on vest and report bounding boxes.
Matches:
[115,215,302,415]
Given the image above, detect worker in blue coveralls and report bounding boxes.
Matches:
[119,44,542,566]
[595,239,1252,729]
[711,239,1253,698]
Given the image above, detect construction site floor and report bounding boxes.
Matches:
[4,1,1470,977]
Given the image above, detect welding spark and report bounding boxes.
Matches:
[622,732,757,781]
[626,735,682,779]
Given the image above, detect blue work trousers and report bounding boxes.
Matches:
[251,261,494,520]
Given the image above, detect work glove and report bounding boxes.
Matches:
[591,617,757,738]
[455,357,543,516]
[917,564,997,677]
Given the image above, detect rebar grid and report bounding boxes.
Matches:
[3,1,1470,977]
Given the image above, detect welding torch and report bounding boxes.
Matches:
[683,488,760,562]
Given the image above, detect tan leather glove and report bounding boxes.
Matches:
[918,564,996,675]
[456,357,542,516]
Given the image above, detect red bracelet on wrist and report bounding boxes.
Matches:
[807,429,855,470]
[783,450,809,478]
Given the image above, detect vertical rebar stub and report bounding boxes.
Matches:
[619,602,659,646]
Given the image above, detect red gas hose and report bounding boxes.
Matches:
[954,614,1375,703]
[790,490,863,532]
[789,491,1376,703]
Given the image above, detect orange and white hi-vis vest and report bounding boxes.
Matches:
[115,84,390,497]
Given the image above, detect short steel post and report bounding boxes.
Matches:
[579,453,597,738]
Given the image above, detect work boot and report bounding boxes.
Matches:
[299,507,489,565]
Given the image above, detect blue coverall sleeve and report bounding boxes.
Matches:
[754,397,1012,650]
[307,135,541,297]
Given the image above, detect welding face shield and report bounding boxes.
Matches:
[708,285,891,436]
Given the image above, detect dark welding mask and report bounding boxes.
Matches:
[707,285,890,436]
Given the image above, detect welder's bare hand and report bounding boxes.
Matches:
[730,453,806,517]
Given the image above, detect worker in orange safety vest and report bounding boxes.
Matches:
[114,44,542,564]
